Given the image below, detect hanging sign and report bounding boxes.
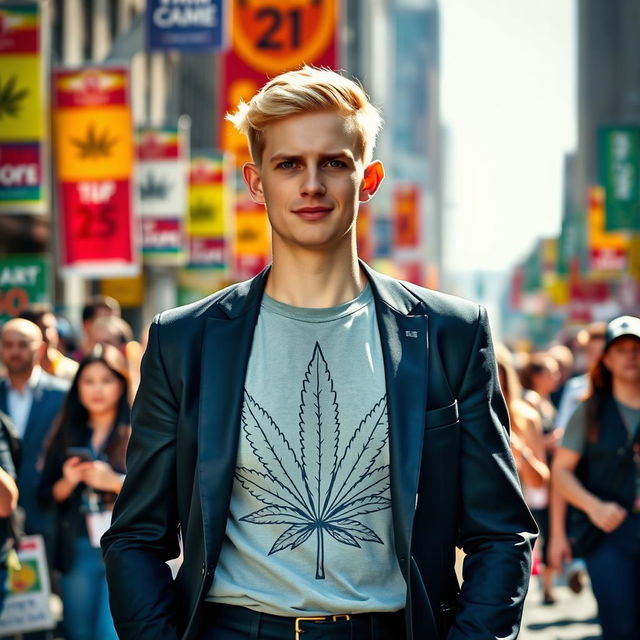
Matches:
[587,185,628,274]
[53,66,137,277]
[0,254,49,322]
[187,151,230,269]
[0,2,47,212]
[146,0,225,51]
[135,126,188,264]
[221,0,339,165]
[393,183,421,248]
[233,193,270,279]
[598,126,640,231]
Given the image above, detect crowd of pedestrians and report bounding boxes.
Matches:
[0,296,638,639]
[0,296,142,640]
[501,317,640,640]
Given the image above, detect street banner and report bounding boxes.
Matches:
[0,254,49,322]
[373,217,393,259]
[598,126,640,231]
[395,260,423,287]
[136,127,188,264]
[557,210,587,276]
[221,0,339,165]
[629,235,640,284]
[53,66,137,277]
[587,185,628,275]
[522,241,542,293]
[509,266,524,310]
[0,2,47,212]
[0,536,54,634]
[146,0,225,52]
[101,275,145,308]
[393,183,420,248]
[233,193,270,279]
[188,152,230,269]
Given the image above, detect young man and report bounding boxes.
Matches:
[103,67,536,640]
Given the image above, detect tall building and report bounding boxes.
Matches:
[344,0,443,285]
[575,0,640,210]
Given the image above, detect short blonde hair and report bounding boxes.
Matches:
[226,66,382,165]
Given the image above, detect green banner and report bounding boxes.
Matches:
[598,126,640,231]
[522,241,542,293]
[0,255,50,321]
[557,210,587,276]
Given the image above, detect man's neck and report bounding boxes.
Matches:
[8,367,37,393]
[613,379,640,409]
[266,240,364,308]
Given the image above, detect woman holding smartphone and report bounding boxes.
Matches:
[39,343,131,640]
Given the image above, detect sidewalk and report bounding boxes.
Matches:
[520,576,601,640]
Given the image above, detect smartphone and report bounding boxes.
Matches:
[65,447,95,463]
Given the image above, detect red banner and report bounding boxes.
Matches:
[53,66,136,276]
[393,184,421,248]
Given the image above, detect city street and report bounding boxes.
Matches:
[521,577,601,640]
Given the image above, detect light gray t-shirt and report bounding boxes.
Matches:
[207,284,406,616]
[562,400,640,498]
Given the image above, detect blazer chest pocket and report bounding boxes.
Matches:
[425,400,459,430]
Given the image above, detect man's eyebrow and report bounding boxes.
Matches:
[268,151,355,163]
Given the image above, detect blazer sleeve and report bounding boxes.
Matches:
[449,306,538,640]
[101,314,181,640]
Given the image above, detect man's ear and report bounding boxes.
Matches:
[242,162,266,205]
[359,161,384,202]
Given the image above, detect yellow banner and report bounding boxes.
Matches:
[0,55,42,141]
[235,208,270,257]
[629,235,640,282]
[100,275,144,308]
[54,106,133,181]
[589,186,628,251]
[188,183,226,237]
[544,273,569,306]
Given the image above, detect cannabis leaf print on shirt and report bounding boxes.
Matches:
[236,341,390,580]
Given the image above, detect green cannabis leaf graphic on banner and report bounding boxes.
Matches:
[0,75,29,120]
[237,342,390,580]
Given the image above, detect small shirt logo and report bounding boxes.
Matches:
[405,330,418,338]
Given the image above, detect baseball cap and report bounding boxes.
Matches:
[604,315,640,350]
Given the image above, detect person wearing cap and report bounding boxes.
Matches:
[552,315,640,640]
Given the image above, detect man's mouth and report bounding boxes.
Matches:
[292,206,333,220]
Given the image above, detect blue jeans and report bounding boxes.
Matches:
[61,536,117,640]
[585,514,640,640]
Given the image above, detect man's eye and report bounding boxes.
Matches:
[277,161,295,169]
[326,159,347,168]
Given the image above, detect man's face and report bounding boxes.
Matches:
[243,111,383,253]
[1,325,42,377]
[603,336,640,383]
[39,312,59,349]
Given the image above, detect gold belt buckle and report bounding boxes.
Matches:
[294,614,351,639]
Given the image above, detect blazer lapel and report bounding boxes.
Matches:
[197,269,268,562]
[362,264,429,575]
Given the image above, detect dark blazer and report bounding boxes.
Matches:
[0,370,69,547]
[102,264,537,640]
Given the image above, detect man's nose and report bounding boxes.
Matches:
[300,168,326,196]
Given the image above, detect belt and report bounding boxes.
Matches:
[203,602,405,640]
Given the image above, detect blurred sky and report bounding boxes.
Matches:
[440,0,576,274]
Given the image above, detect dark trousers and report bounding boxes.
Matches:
[200,604,406,640]
[585,514,640,640]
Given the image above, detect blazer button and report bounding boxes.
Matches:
[201,563,206,576]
